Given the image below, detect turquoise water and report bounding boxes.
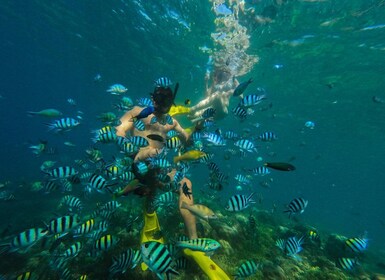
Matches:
[0,0,385,279]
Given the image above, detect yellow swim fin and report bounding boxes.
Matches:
[169,105,191,117]
[183,248,230,280]
[140,211,164,271]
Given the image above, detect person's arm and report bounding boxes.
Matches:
[115,106,141,137]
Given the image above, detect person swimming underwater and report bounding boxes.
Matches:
[115,78,230,279]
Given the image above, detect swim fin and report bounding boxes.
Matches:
[183,248,230,280]
[140,211,165,271]
[169,105,191,117]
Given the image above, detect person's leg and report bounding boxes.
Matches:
[178,178,198,239]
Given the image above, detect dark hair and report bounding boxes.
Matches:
[151,87,174,109]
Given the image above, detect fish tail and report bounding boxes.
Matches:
[27,111,37,116]
[44,123,57,131]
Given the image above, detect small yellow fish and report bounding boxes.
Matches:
[181,202,217,220]
[174,150,206,163]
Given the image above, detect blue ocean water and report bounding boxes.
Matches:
[1,0,385,279]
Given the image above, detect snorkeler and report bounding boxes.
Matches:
[115,79,230,279]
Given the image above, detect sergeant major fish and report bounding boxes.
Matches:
[141,241,179,280]
[284,197,308,218]
[46,118,80,132]
[226,193,255,212]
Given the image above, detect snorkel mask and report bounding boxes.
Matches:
[151,82,179,114]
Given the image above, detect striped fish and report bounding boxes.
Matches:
[232,106,247,120]
[176,238,220,255]
[234,260,259,279]
[166,136,182,149]
[105,165,122,179]
[106,84,127,94]
[203,133,226,146]
[211,171,228,183]
[109,248,142,275]
[134,120,146,131]
[173,171,184,184]
[283,236,304,260]
[226,193,255,212]
[61,241,83,258]
[46,118,80,132]
[94,125,114,135]
[199,153,214,163]
[275,239,285,250]
[234,139,257,153]
[43,181,58,193]
[59,267,72,280]
[120,171,135,182]
[284,197,308,217]
[155,192,177,207]
[345,237,368,253]
[336,257,358,270]
[79,172,93,180]
[141,241,179,279]
[224,130,238,139]
[149,158,172,169]
[47,215,80,237]
[94,234,119,251]
[120,142,139,155]
[165,114,173,125]
[137,97,153,107]
[15,272,34,280]
[93,131,117,143]
[101,201,121,212]
[88,174,113,193]
[59,195,82,211]
[207,162,220,173]
[234,174,250,185]
[251,166,270,176]
[239,94,266,107]
[73,219,95,236]
[44,166,78,179]
[258,131,278,141]
[128,136,149,147]
[308,230,321,243]
[191,131,201,141]
[203,119,215,128]
[167,130,179,138]
[0,228,48,254]
[133,161,148,176]
[121,96,134,107]
[154,77,173,88]
[98,220,109,232]
[202,107,216,119]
